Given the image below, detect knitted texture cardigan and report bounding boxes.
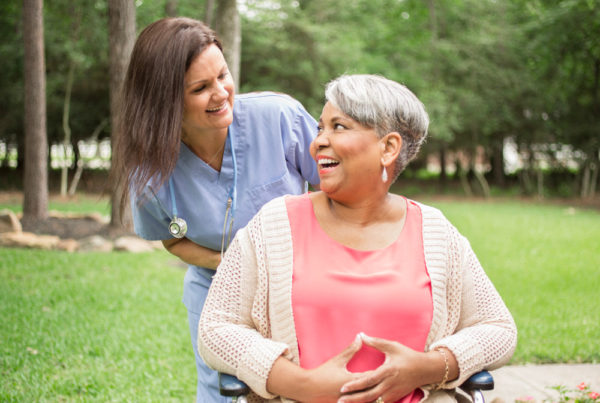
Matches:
[198,196,517,402]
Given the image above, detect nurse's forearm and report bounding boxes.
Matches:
[161,238,220,270]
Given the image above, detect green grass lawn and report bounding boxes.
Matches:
[0,249,195,402]
[1,194,599,401]
[424,198,600,364]
[0,192,110,217]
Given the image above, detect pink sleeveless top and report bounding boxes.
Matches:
[288,194,432,403]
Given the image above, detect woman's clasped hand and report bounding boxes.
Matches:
[336,334,456,403]
[277,332,454,403]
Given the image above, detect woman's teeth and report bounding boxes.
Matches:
[206,104,225,112]
[319,158,339,168]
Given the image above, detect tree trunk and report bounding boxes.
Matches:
[581,150,600,200]
[474,170,491,199]
[165,0,178,17]
[204,0,214,27]
[60,60,75,196]
[438,143,447,191]
[521,143,535,195]
[59,7,81,196]
[490,136,506,187]
[71,136,79,173]
[456,157,473,197]
[590,150,599,198]
[17,141,25,170]
[536,167,544,199]
[108,0,135,230]
[519,170,531,195]
[590,163,598,198]
[69,118,108,196]
[581,162,590,199]
[214,0,241,88]
[22,0,48,223]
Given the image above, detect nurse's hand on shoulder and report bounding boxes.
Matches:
[162,238,221,270]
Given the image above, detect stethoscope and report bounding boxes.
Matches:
[167,131,238,258]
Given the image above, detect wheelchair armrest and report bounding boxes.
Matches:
[459,370,494,392]
[219,372,250,397]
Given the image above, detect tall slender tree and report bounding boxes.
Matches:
[108,0,135,230]
[59,6,82,196]
[204,0,214,26]
[22,0,48,224]
[214,0,240,88]
[165,0,177,17]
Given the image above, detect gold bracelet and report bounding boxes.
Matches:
[434,348,449,390]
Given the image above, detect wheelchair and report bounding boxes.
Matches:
[219,369,494,403]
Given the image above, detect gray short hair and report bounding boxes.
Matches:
[324,74,429,181]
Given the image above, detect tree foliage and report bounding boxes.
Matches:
[3,0,599,198]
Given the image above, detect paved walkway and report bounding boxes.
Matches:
[481,364,600,403]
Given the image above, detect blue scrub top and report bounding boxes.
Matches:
[131,92,320,312]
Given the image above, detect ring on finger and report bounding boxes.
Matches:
[375,397,385,403]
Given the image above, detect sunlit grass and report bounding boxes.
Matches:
[0,192,110,216]
[0,249,195,402]
[424,198,600,364]
[1,195,599,401]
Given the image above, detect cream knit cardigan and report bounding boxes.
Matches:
[198,196,517,402]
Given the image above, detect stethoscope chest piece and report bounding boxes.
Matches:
[169,216,187,238]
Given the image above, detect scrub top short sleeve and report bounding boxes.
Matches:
[131,187,173,241]
[283,98,320,186]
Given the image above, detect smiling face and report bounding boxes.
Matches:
[181,44,235,140]
[310,101,384,200]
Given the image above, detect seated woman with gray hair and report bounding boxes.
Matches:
[198,74,517,403]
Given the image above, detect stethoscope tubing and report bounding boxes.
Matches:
[167,130,237,254]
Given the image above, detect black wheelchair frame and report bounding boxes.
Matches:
[219,370,494,403]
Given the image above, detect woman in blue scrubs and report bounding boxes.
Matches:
[112,18,319,402]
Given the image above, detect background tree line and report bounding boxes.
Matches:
[2,0,599,227]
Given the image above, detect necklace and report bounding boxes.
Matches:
[185,139,225,169]
[202,142,226,169]
[182,129,227,169]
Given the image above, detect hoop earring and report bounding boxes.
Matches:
[381,166,388,182]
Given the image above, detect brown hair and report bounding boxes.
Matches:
[111,17,222,217]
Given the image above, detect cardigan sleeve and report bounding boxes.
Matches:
[197,211,289,399]
[429,221,517,388]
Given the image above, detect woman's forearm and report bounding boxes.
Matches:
[162,238,221,269]
[266,357,312,401]
[422,348,459,387]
